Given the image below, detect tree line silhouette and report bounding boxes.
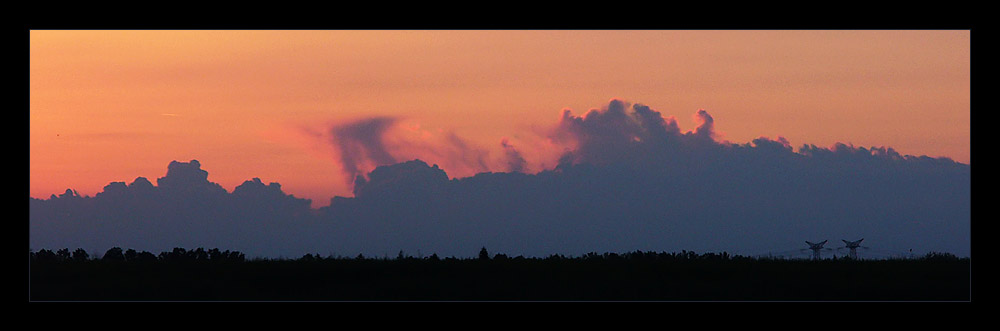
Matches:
[30,246,965,264]
[31,247,246,263]
[29,246,969,301]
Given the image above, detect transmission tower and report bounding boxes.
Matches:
[805,240,828,260]
[841,238,864,259]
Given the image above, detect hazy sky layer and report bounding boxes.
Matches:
[30,30,970,207]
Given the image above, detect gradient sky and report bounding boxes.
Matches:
[30,30,970,208]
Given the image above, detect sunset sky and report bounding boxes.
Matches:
[30,30,970,208]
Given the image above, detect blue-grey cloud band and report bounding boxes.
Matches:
[30,100,970,259]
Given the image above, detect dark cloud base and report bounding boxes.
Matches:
[31,100,970,258]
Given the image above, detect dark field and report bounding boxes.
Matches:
[29,249,970,301]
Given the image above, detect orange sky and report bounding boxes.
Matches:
[30,30,970,207]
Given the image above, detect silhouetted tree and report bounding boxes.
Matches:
[159,247,188,262]
[33,249,57,263]
[102,247,125,261]
[208,248,222,260]
[71,248,89,262]
[226,250,246,262]
[478,247,490,260]
[924,252,959,260]
[134,251,157,262]
[124,249,138,262]
[192,248,208,261]
[56,248,71,261]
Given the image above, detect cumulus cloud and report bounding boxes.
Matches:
[691,109,715,139]
[32,100,971,259]
[316,99,969,257]
[551,99,724,166]
[154,160,228,198]
[31,160,314,258]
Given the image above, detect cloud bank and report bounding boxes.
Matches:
[31,160,316,258]
[31,100,970,259]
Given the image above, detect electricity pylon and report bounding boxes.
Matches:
[805,240,828,260]
[841,238,864,259]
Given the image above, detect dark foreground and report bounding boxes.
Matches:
[29,249,970,301]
